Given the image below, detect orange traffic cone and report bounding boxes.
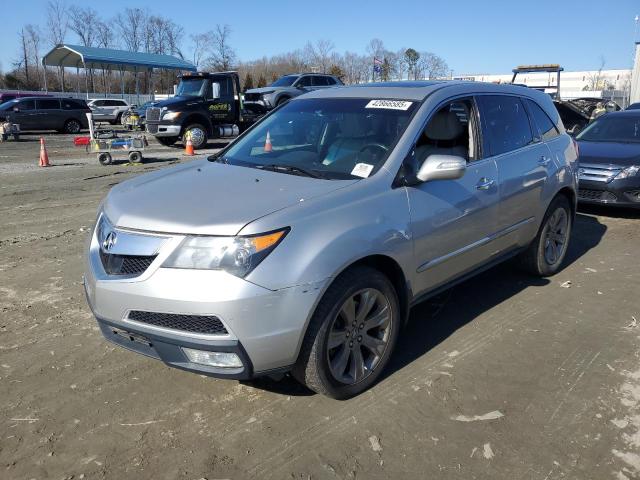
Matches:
[184,132,194,156]
[264,131,272,153]
[39,137,51,167]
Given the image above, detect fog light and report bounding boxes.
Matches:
[182,348,243,368]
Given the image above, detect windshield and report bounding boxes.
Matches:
[0,100,17,111]
[176,78,207,97]
[270,75,298,87]
[577,115,640,143]
[218,98,417,180]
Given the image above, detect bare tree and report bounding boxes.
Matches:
[115,8,148,52]
[46,0,68,46]
[190,33,210,68]
[206,24,236,71]
[68,6,98,47]
[417,52,448,80]
[585,56,606,91]
[46,0,68,90]
[304,39,334,72]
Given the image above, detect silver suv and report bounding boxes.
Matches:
[244,73,343,109]
[84,81,578,399]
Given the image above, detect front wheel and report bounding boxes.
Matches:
[183,124,208,149]
[518,195,573,276]
[292,266,400,399]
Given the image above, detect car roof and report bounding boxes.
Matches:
[88,98,128,101]
[598,110,640,118]
[297,80,548,102]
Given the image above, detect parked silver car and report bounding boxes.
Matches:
[84,81,578,398]
[244,73,343,109]
[87,98,130,124]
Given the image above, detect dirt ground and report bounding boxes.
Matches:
[1,130,640,480]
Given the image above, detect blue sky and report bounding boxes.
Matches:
[2,0,639,74]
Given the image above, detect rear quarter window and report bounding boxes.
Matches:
[526,99,560,141]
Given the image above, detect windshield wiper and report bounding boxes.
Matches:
[256,164,325,179]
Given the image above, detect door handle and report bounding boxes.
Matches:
[538,156,551,166]
[476,178,495,190]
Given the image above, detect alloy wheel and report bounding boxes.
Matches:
[543,208,568,265]
[187,127,206,148]
[326,288,392,385]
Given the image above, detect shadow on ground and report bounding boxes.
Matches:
[248,213,607,398]
[578,203,640,220]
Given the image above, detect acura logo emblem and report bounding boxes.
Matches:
[102,231,117,251]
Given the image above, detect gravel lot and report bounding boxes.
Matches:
[1,130,640,479]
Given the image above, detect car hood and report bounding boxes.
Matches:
[577,141,640,167]
[245,87,282,94]
[103,160,357,236]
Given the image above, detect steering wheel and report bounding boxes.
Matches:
[359,143,389,154]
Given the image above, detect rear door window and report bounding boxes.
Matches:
[478,95,534,156]
[37,99,61,110]
[525,99,559,141]
[312,76,329,86]
[62,99,84,110]
[296,76,312,87]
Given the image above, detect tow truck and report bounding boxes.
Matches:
[145,71,265,149]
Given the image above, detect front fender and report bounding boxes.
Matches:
[241,180,414,293]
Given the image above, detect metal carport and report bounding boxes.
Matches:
[42,44,197,101]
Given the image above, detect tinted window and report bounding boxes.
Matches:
[1,95,16,103]
[479,95,533,156]
[17,99,36,110]
[326,77,337,85]
[62,99,87,110]
[38,99,61,110]
[312,76,329,86]
[91,100,105,106]
[296,76,312,87]
[526,99,559,141]
[270,75,298,87]
[218,77,234,97]
[104,100,126,106]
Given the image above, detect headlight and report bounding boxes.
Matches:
[614,165,640,180]
[162,111,181,121]
[162,228,289,277]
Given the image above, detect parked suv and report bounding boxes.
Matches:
[87,98,130,124]
[84,81,577,399]
[0,97,90,133]
[244,73,343,109]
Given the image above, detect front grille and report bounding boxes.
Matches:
[578,163,622,183]
[146,107,161,122]
[244,93,261,101]
[128,311,228,335]
[146,123,159,134]
[99,250,156,276]
[578,189,617,202]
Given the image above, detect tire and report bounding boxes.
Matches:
[517,195,573,277]
[128,151,143,163]
[276,96,290,106]
[183,124,207,149]
[64,119,82,134]
[97,153,113,166]
[292,266,401,399]
[157,136,179,147]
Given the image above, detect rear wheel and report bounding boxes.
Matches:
[292,266,400,399]
[518,195,573,276]
[128,151,143,163]
[157,136,179,147]
[64,119,81,134]
[183,124,207,149]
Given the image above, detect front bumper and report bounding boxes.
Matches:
[84,221,328,378]
[578,178,640,207]
[146,123,181,137]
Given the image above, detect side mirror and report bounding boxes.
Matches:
[416,154,466,182]
[211,82,221,99]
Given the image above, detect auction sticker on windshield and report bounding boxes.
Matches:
[351,163,374,178]
[365,100,413,110]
